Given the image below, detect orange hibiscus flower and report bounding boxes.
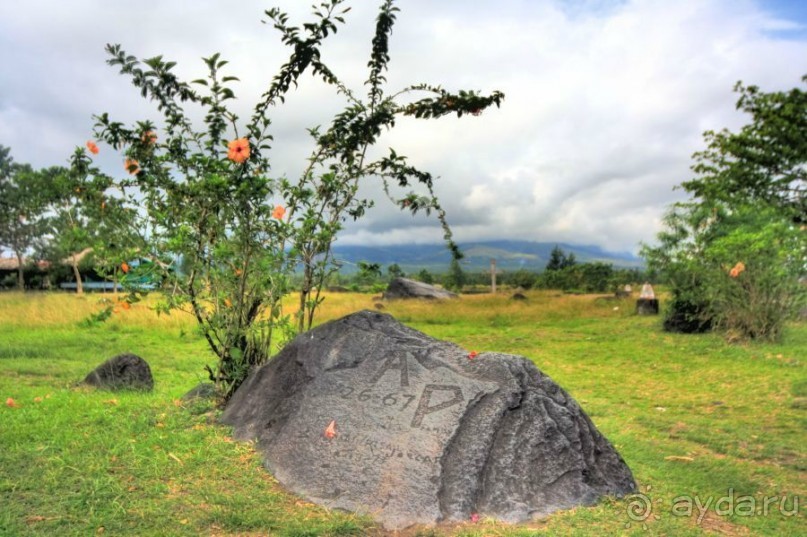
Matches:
[227,138,250,164]
[729,262,745,278]
[324,420,337,439]
[121,262,130,274]
[142,131,157,144]
[86,141,100,155]
[124,158,140,175]
[272,205,286,219]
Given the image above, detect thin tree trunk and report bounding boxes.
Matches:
[16,253,24,291]
[71,259,84,295]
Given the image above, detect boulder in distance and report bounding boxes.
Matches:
[636,298,660,315]
[382,277,457,300]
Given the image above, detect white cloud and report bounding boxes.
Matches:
[0,0,805,256]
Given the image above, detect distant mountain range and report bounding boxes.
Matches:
[331,240,643,274]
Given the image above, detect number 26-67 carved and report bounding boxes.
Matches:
[337,384,464,428]
[339,387,417,409]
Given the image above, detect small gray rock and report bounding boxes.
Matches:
[83,353,153,391]
[221,311,635,529]
[182,382,218,402]
[327,286,350,293]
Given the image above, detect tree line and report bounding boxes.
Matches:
[323,247,650,295]
[0,146,138,293]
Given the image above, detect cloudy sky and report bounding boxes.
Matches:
[1,0,805,255]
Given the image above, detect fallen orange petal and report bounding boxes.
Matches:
[324,419,337,439]
[468,351,479,360]
[6,397,18,408]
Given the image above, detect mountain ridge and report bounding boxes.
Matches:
[331,240,642,273]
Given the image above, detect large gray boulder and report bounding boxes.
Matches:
[382,277,457,300]
[221,311,635,530]
[83,353,154,391]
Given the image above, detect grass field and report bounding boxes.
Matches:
[0,290,804,536]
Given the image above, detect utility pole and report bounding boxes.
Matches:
[491,258,497,294]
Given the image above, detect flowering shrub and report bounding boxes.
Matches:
[71,0,503,397]
[700,207,805,341]
[644,203,805,341]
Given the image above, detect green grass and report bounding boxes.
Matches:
[0,290,804,536]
